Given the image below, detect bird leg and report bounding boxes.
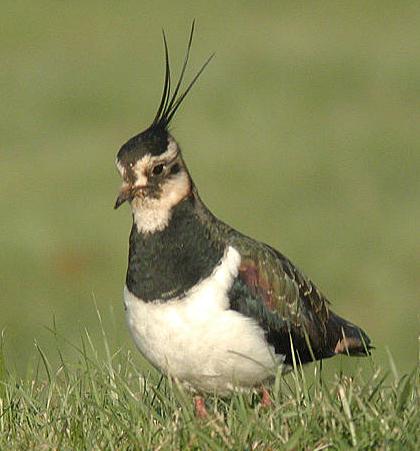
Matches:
[260,386,272,407]
[194,395,208,418]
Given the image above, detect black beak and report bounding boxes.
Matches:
[114,187,132,209]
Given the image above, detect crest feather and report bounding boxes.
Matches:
[151,21,214,130]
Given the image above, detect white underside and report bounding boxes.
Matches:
[124,246,286,394]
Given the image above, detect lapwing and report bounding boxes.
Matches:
[114,24,372,414]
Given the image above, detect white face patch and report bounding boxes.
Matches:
[131,138,179,188]
[131,169,191,234]
[128,139,190,234]
[131,155,150,187]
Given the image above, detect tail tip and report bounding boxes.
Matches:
[334,326,373,356]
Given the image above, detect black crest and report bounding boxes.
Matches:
[117,21,214,162]
[151,21,214,131]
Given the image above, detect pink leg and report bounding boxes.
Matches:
[261,386,272,407]
[194,396,208,418]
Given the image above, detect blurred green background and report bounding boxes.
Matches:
[1,1,419,375]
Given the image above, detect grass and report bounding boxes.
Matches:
[0,322,418,450]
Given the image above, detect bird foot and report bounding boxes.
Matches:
[194,396,208,418]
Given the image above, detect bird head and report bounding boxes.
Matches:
[114,23,213,234]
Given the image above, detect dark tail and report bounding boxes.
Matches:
[326,312,372,357]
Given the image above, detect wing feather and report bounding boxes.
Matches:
[228,237,371,364]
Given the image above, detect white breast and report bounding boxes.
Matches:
[124,246,285,393]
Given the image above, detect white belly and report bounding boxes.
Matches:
[124,246,285,393]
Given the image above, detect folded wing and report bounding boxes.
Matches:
[228,237,372,365]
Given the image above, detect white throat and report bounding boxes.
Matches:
[131,171,191,234]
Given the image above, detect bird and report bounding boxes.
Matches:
[114,23,372,415]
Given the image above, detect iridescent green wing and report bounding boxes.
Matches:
[228,235,370,364]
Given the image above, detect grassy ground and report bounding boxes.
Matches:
[1,1,419,448]
[1,326,419,449]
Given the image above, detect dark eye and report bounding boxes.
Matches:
[170,163,180,175]
[152,164,164,176]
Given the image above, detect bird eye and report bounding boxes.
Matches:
[152,164,165,176]
[170,163,180,175]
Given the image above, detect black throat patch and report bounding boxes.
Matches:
[126,195,225,302]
